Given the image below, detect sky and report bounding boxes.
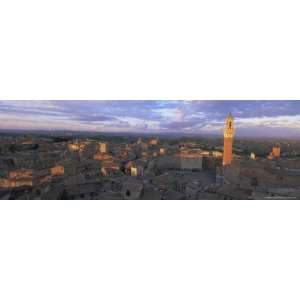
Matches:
[1,100,300,137]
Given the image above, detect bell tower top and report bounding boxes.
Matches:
[224,113,234,138]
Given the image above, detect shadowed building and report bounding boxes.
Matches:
[223,113,234,166]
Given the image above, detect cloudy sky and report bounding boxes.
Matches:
[1,100,300,137]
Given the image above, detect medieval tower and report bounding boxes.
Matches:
[223,113,234,166]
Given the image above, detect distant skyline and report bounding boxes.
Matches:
[1,100,300,137]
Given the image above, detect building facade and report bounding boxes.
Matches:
[99,142,108,154]
[272,144,280,158]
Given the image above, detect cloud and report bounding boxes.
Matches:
[1,100,300,136]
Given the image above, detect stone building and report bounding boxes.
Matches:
[0,169,33,188]
[50,165,64,176]
[159,148,166,155]
[99,142,108,154]
[149,138,159,146]
[272,144,280,158]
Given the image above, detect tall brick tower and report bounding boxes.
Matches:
[223,113,234,166]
